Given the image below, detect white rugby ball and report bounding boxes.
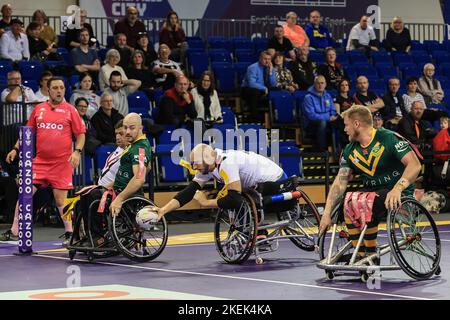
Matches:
[136,206,159,229]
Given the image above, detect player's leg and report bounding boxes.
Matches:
[344,215,366,258]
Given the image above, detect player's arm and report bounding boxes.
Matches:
[157,179,207,219]
[319,167,352,235]
[385,150,421,210]
[194,180,242,209]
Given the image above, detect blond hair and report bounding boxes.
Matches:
[391,16,404,30]
[341,105,373,127]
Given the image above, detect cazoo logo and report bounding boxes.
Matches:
[37,122,64,130]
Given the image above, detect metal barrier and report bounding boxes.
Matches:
[15,15,447,47]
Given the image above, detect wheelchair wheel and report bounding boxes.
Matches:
[277,190,321,251]
[214,193,257,264]
[318,203,354,264]
[387,198,441,280]
[109,196,168,262]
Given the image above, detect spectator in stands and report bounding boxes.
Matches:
[303,75,338,151]
[103,70,141,116]
[191,71,222,124]
[272,52,298,93]
[152,43,183,91]
[397,100,436,152]
[91,93,124,144]
[373,111,384,129]
[70,72,100,119]
[241,50,277,122]
[32,10,57,47]
[1,70,37,103]
[0,4,12,37]
[317,47,347,90]
[352,76,384,113]
[157,75,197,127]
[159,11,188,64]
[384,16,411,52]
[418,63,445,105]
[283,11,310,49]
[381,77,408,129]
[112,33,132,69]
[70,28,101,75]
[113,6,146,48]
[267,25,296,61]
[346,15,379,52]
[126,50,156,100]
[0,19,30,62]
[65,8,96,50]
[136,32,158,68]
[334,79,354,114]
[74,96,100,156]
[304,10,336,51]
[288,46,317,90]
[403,77,426,113]
[99,49,129,91]
[35,70,53,102]
[26,22,59,61]
[433,116,450,161]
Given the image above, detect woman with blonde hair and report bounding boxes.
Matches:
[159,11,188,63]
[384,16,411,52]
[99,48,129,91]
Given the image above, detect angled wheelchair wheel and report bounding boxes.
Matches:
[277,190,321,251]
[318,203,354,264]
[387,198,441,280]
[109,197,168,262]
[214,193,257,264]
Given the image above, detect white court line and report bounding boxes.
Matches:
[34,254,432,300]
[0,254,15,258]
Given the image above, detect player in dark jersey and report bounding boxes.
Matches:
[319,105,422,259]
[109,113,152,216]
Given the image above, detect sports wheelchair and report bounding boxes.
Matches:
[317,197,442,282]
[67,190,168,263]
[214,176,321,264]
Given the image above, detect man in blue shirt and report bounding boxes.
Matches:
[70,28,101,75]
[304,10,336,51]
[303,75,338,151]
[241,50,277,122]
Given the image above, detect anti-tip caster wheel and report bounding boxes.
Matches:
[256,257,264,265]
[435,266,441,276]
[68,250,76,261]
[87,254,94,263]
[360,271,370,283]
[325,271,335,280]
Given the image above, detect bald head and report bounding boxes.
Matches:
[123,113,143,143]
[190,144,216,174]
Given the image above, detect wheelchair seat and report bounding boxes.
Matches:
[256,176,300,213]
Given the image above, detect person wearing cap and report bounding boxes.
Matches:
[373,112,384,129]
[0,18,30,62]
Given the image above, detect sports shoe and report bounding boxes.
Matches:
[60,232,73,247]
[0,230,18,241]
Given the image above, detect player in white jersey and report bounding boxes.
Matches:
[156,144,288,238]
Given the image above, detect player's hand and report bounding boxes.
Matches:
[385,188,402,211]
[110,198,122,217]
[155,207,164,222]
[69,151,81,168]
[319,213,332,236]
[6,149,17,164]
[193,190,207,206]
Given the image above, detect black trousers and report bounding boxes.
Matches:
[240,87,268,122]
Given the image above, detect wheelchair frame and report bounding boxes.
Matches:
[317,197,442,282]
[214,179,321,264]
[68,194,168,263]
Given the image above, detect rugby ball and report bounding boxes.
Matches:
[136,206,159,229]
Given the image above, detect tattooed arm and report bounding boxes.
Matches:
[319,167,352,235]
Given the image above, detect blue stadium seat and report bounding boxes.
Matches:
[252,37,268,54]
[220,105,237,126]
[208,37,233,51]
[349,54,369,65]
[212,62,237,93]
[234,61,252,84]
[209,51,232,63]
[0,60,13,77]
[269,90,297,124]
[56,47,70,65]
[432,50,450,65]
[410,51,432,65]
[438,63,450,77]
[370,78,386,92]
[98,47,108,62]
[411,41,426,51]
[402,66,420,80]
[155,144,187,182]
[106,35,114,48]
[309,51,325,64]
[128,91,151,116]
[371,51,392,65]
[186,37,205,50]
[232,37,254,51]
[94,145,117,175]
[376,65,398,79]
[235,49,257,63]
[356,65,378,79]
[279,145,302,177]
[58,34,66,46]
[424,40,441,54]
[336,53,349,64]
[239,123,267,151]
[345,65,357,80]
[393,53,413,66]
[187,51,209,78]
[23,79,38,92]
[18,61,42,81]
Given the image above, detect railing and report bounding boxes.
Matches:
[15,15,447,47]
